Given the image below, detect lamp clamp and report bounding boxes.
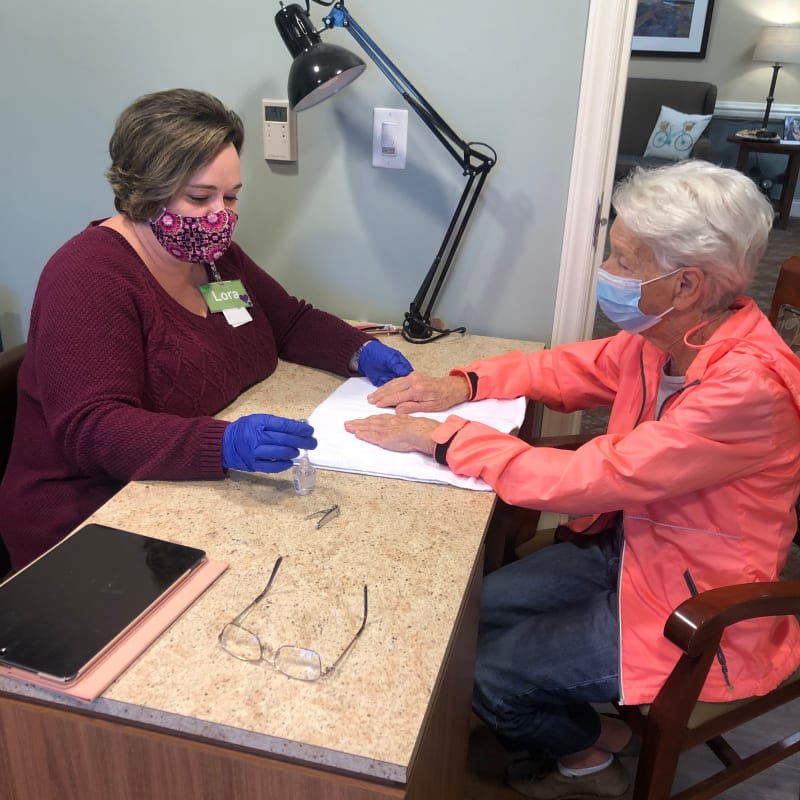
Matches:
[322,4,349,29]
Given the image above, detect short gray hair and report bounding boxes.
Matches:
[612,160,774,311]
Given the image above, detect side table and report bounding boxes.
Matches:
[727,135,800,230]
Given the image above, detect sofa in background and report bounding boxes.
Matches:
[615,77,718,183]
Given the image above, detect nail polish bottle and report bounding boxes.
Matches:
[292,451,316,495]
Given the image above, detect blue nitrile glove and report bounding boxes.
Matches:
[356,340,413,387]
[222,414,317,474]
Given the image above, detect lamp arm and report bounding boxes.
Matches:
[408,168,491,340]
[325,5,473,168]
[322,2,496,341]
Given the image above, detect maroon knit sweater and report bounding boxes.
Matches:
[0,223,369,569]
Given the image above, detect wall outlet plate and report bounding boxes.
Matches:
[372,108,408,169]
[262,99,297,162]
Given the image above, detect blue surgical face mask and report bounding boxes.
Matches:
[596,267,680,334]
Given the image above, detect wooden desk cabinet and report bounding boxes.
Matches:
[0,554,481,800]
[0,330,543,800]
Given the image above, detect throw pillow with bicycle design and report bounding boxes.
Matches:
[644,105,712,162]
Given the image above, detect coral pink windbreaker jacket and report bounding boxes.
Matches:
[432,297,800,704]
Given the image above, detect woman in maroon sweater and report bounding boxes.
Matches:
[0,89,411,569]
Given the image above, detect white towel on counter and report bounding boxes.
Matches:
[307,377,527,491]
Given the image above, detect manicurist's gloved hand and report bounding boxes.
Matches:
[356,340,413,387]
[222,414,317,474]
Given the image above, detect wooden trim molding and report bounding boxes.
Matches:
[714,101,800,121]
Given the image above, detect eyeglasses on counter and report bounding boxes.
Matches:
[218,556,368,681]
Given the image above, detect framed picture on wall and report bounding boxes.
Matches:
[631,0,715,58]
[784,116,800,142]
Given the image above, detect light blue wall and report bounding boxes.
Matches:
[0,0,589,349]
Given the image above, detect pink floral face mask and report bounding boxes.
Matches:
[149,207,238,263]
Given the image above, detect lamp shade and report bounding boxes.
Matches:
[753,26,800,65]
[275,3,366,112]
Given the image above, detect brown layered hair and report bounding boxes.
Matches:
[106,88,245,222]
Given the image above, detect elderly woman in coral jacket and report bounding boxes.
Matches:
[344,160,800,800]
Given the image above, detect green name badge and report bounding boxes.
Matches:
[199,280,253,313]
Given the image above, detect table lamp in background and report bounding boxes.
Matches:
[274,1,496,343]
[752,25,800,141]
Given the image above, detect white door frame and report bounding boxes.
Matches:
[541,0,637,437]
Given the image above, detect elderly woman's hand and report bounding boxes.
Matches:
[366,372,469,414]
[344,414,439,455]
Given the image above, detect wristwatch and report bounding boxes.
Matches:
[350,342,368,373]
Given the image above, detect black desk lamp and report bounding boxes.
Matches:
[275,1,496,342]
[752,26,800,140]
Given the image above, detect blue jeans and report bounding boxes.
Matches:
[472,530,622,759]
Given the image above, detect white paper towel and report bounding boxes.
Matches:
[307,377,526,491]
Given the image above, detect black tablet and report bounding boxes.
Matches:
[0,524,206,683]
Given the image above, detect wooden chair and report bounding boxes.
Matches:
[618,584,800,800]
[769,255,800,327]
[770,254,800,547]
[0,343,26,577]
[495,442,800,800]
[627,257,800,799]
[486,258,800,799]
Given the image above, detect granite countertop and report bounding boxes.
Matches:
[0,330,542,783]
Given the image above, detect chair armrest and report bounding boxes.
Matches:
[531,434,593,451]
[664,580,800,657]
[0,344,26,390]
[691,135,713,162]
[0,343,26,478]
[516,400,594,451]
[486,415,594,572]
[769,256,800,325]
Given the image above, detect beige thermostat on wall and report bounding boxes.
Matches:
[262,99,297,162]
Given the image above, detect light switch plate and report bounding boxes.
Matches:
[262,99,297,162]
[372,108,408,169]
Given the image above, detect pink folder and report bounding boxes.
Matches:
[0,558,227,702]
